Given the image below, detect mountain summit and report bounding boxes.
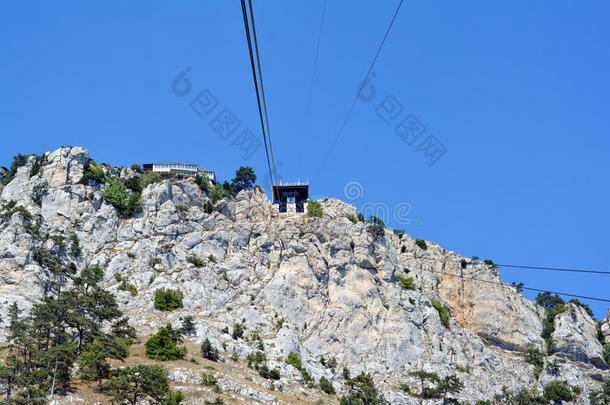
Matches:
[0,146,608,404]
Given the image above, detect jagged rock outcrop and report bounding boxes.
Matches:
[0,146,608,404]
[552,304,607,368]
[601,310,610,344]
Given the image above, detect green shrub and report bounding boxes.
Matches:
[568,299,594,317]
[603,344,610,366]
[430,299,450,328]
[257,364,281,380]
[232,322,245,339]
[285,351,302,368]
[483,259,496,267]
[201,372,218,386]
[231,166,256,193]
[536,293,567,352]
[246,351,266,368]
[285,351,312,382]
[180,315,196,336]
[366,216,385,239]
[31,181,48,206]
[208,254,217,264]
[397,276,415,290]
[79,160,106,184]
[319,376,335,394]
[307,200,323,218]
[536,292,565,309]
[154,288,184,311]
[130,163,143,173]
[543,380,574,402]
[344,214,358,224]
[204,397,225,405]
[124,176,143,193]
[415,239,427,250]
[142,172,162,187]
[340,372,386,404]
[200,338,220,361]
[203,201,214,214]
[589,381,610,404]
[187,255,206,268]
[104,178,141,218]
[210,184,230,203]
[522,344,544,368]
[119,280,138,296]
[30,154,45,177]
[511,281,524,293]
[145,324,186,360]
[196,174,211,193]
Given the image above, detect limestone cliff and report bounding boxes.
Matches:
[0,146,608,404]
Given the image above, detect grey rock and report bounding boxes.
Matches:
[0,146,608,404]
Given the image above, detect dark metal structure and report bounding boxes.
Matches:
[272,183,309,213]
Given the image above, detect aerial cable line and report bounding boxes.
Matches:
[316,0,404,176]
[402,254,610,275]
[247,0,278,184]
[240,0,275,188]
[298,0,327,169]
[495,263,610,275]
[418,268,610,303]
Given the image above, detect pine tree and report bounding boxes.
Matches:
[105,365,170,405]
[78,336,129,392]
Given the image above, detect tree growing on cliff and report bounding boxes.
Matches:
[230,166,256,193]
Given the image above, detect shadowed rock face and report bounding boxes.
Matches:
[0,146,608,403]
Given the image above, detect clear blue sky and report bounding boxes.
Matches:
[2,1,609,318]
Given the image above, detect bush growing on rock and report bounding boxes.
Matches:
[307,200,323,218]
[79,160,106,184]
[104,364,181,404]
[536,292,567,354]
[230,166,256,193]
[285,351,312,383]
[568,298,594,317]
[201,372,218,386]
[397,276,415,290]
[340,372,387,404]
[589,380,610,404]
[180,315,196,336]
[543,381,574,402]
[201,338,220,361]
[196,174,211,193]
[103,178,142,218]
[367,216,385,239]
[187,255,206,268]
[154,288,184,311]
[319,376,335,394]
[415,239,427,250]
[204,397,225,405]
[257,364,281,380]
[124,176,143,193]
[232,322,245,339]
[142,171,162,187]
[430,299,450,328]
[145,324,186,361]
[344,213,358,224]
[522,344,544,366]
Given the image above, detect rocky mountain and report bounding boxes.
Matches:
[0,146,608,404]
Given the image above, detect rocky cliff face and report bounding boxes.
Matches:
[0,146,608,404]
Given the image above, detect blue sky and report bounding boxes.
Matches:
[2,1,609,318]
